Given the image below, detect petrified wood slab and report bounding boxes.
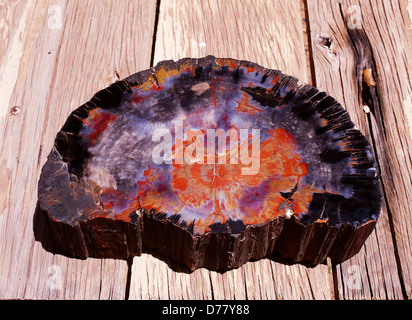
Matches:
[37,56,381,271]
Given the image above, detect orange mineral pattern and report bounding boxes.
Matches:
[37,56,381,270]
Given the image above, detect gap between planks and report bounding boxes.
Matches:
[301,0,340,299]
[149,0,161,68]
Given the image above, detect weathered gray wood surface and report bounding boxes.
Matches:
[0,0,411,299]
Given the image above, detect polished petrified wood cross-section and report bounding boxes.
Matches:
[37,56,381,271]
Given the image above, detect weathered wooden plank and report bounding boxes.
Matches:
[307,0,410,299]
[0,0,68,299]
[153,0,308,81]
[128,0,332,300]
[0,0,156,299]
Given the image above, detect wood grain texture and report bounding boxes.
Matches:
[307,0,410,299]
[0,0,156,299]
[128,0,332,300]
[153,0,309,82]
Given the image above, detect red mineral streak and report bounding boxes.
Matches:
[134,127,325,234]
[216,58,238,71]
[99,187,139,221]
[82,108,117,146]
[234,92,264,115]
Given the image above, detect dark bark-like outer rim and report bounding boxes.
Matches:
[36,202,376,271]
[36,56,381,271]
